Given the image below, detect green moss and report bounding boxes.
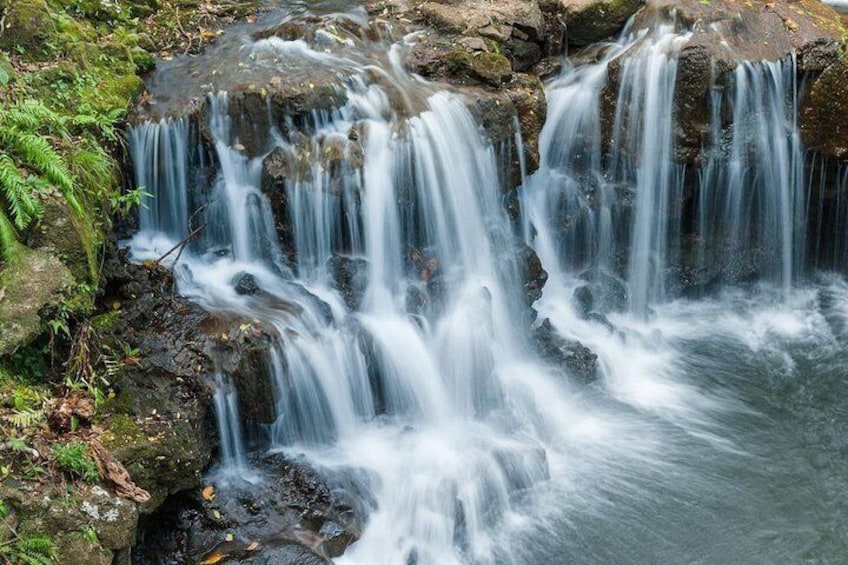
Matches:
[103,414,145,446]
[0,0,57,61]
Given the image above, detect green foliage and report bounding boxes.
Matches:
[0,534,56,565]
[1,342,51,383]
[53,441,98,483]
[0,100,83,261]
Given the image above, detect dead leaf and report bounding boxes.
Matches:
[199,550,228,565]
[89,439,151,503]
[246,541,259,552]
[201,485,216,501]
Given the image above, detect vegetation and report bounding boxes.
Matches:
[52,441,98,482]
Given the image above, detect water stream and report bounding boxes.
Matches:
[127,9,848,564]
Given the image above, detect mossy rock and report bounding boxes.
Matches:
[53,531,113,565]
[0,247,74,355]
[28,194,98,282]
[802,56,848,159]
[447,50,513,86]
[0,0,56,60]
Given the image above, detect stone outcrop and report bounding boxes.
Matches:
[802,56,848,160]
[613,0,845,164]
[540,0,643,46]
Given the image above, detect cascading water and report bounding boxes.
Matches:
[127,7,848,564]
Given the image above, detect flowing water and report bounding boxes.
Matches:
[127,9,848,564]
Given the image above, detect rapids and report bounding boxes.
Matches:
[126,6,848,564]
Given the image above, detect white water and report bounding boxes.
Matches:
[127,15,848,565]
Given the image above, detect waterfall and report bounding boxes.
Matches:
[527,26,808,316]
[126,11,848,564]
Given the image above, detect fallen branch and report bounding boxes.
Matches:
[153,223,207,266]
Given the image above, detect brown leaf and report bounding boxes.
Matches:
[201,485,216,501]
[199,550,228,565]
[89,439,151,503]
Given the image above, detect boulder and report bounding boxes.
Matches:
[0,483,139,565]
[533,318,598,382]
[419,0,545,45]
[233,271,261,295]
[540,0,644,46]
[516,244,548,307]
[802,56,848,160]
[0,0,56,60]
[0,247,74,355]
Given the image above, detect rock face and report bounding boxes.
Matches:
[614,0,845,164]
[541,0,643,46]
[134,453,360,564]
[0,247,74,355]
[100,255,218,512]
[802,57,848,159]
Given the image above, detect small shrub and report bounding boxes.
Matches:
[53,441,98,482]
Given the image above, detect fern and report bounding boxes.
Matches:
[0,154,42,230]
[0,129,75,194]
[67,140,115,198]
[2,100,68,133]
[0,534,56,565]
[3,409,44,429]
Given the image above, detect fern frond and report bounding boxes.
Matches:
[67,141,116,197]
[0,128,75,194]
[2,100,68,134]
[0,209,20,262]
[4,409,45,428]
[0,154,41,229]
[2,534,57,565]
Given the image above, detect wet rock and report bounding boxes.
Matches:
[540,0,643,46]
[0,247,74,355]
[211,315,278,424]
[533,318,599,382]
[328,254,368,311]
[466,73,547,185]
[233,271,261,295]
[579,268,628,313]
[507,38,543,72]
[802,56,848,160]
[516,245,548,307]
[572,285,594,318]
[605,0,844,164]
[261,146,296,259]
[99,248,279,507]
[134,453,360,564]
[531,56,565,80]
